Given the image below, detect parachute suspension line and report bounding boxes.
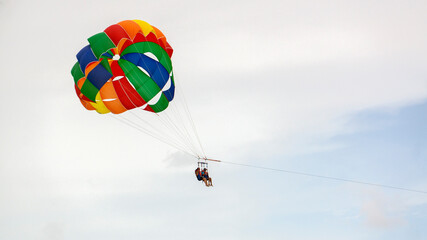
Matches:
[175,82,206,158]
[117,52,198,156]
[112,61,187,148]
[109,69,198,157]
[110,114,197,158]
[128,111,167,138]
[154,110,200,158]
[176,91,206,158]
[131,107,200,158]
[163,95,203,158]
[157,100,202,157]
[139,39,201,157]
[110,39,204,160]
[111,72,186,152]
[141,40,206,158]
[127,110,198,156]
[114,114,193,155]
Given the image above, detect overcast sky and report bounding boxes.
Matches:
[1,0,427,239]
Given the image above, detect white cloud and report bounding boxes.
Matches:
[1,0,427,239]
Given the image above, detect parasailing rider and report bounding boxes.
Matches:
[201,168,213,187]
[195,167,212,187]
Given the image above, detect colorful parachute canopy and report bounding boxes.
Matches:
[71,20,175,114]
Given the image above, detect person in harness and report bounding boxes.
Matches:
[201,168,213,187]
[195,167,211,187]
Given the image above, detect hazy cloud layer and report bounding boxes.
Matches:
[1,0,426,239]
